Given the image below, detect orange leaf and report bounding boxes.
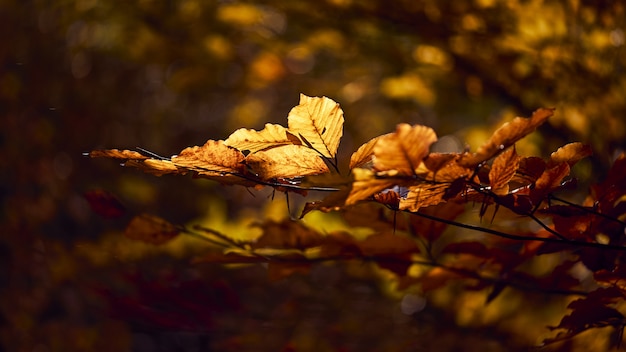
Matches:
[224,123,299,154]
[549,142,592,167]
[373,123,437,175]
[125,213,180,245]
[399,183,449,212]
[349,135,385,170]
[458,108,554,167]
[245,145,329,180]
[88,149,148,160]
[172,140,245,176]
[287,94,344,158]
[345,169,400,205]
[489,147,521,196]
[252,220,324,250]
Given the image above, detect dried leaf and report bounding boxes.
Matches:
[458,108,554,167]
[549,142,592,167]
[399,183,450,212]
[88,149,148,160]
[172,140,245,176]
[224,123,297,154]
[349,135,385,170]
[489,147,521,196]
[345,168,400,205]
[287,94,344,158]
[252,220,324,250]
[245,145,329,180]
[125,213,180,245]
[373,123,437,175]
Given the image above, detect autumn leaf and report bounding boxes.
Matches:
[224,123,300,154]
[88,149,148,160]
[349,135,384,170]
[548,142,592,167]
[399,183,450,212]
[489,147,521,196]
[172,139,245,176]
[373,123,437,175]
[458,108,554,168]
[245,144,329,180]
[125,213,181,245]
[287,94,344,158]
[345,168,401,205]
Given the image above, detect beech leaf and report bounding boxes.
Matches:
[172,140,245,176]
[399,183,450,212]
[346,169,401,205]
[245,145,329,180]
[549,142,592,167]
[224,123,298,154]
[489,147,521,196]
[287,94,344,158]
[373,123,437,175]
[349,135,385,170]
[458,108,554,167]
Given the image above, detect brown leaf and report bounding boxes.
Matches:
[172,140,245,176]
[224,123,298,154]
[349,135,385,170]
[399,183,449,212]
[345,169,400,205]
[125,213,180,245]
[245,145,329,180]
[549,142,592,167]
[458,108,554,167]
[373,123,437,175]
[88,149,148,160]
[287,94,344,158]
[252,220,324,250]
[489,147,521,195]
[408,200,465,242]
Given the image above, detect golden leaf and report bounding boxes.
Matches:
[171,139,245,176]
[124,213,180,245]
[549,142,592,167]
[399,183,449,212]
[287,94,344,158]
[245,144,329,180]
[458,108,554,168]
[345,169,400,205]
[224,123,300,154]
[349,135,385,170]
[489,147,521,196]
[373,123,437,175]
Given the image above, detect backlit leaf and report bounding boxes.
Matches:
[489,147,521,195]
[245,145,329,180]
[373,123,437,175]
[549,142,592,167]
[224,123,298,154]
[172,139,245,176]
[399,183,450,212]
[345,168,400,205]
[287,94,344,158]
[458,108,554,167]
[349,135,384,170]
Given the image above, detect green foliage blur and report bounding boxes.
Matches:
[2,0,625,351]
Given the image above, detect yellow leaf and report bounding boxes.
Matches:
[172,140,245,176]
[245,145,329,180]
[373,123,437,175]
[349,135,386,170]
[399,183,449,212]
[489,147,521,196]
[458,108,554,167]
[346,168,399,205]
[224,123,300,154]
[287,94,344,158]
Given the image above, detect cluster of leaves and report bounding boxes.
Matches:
[88,95,626,348]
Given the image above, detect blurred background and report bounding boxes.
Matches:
[2,0,625,351]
